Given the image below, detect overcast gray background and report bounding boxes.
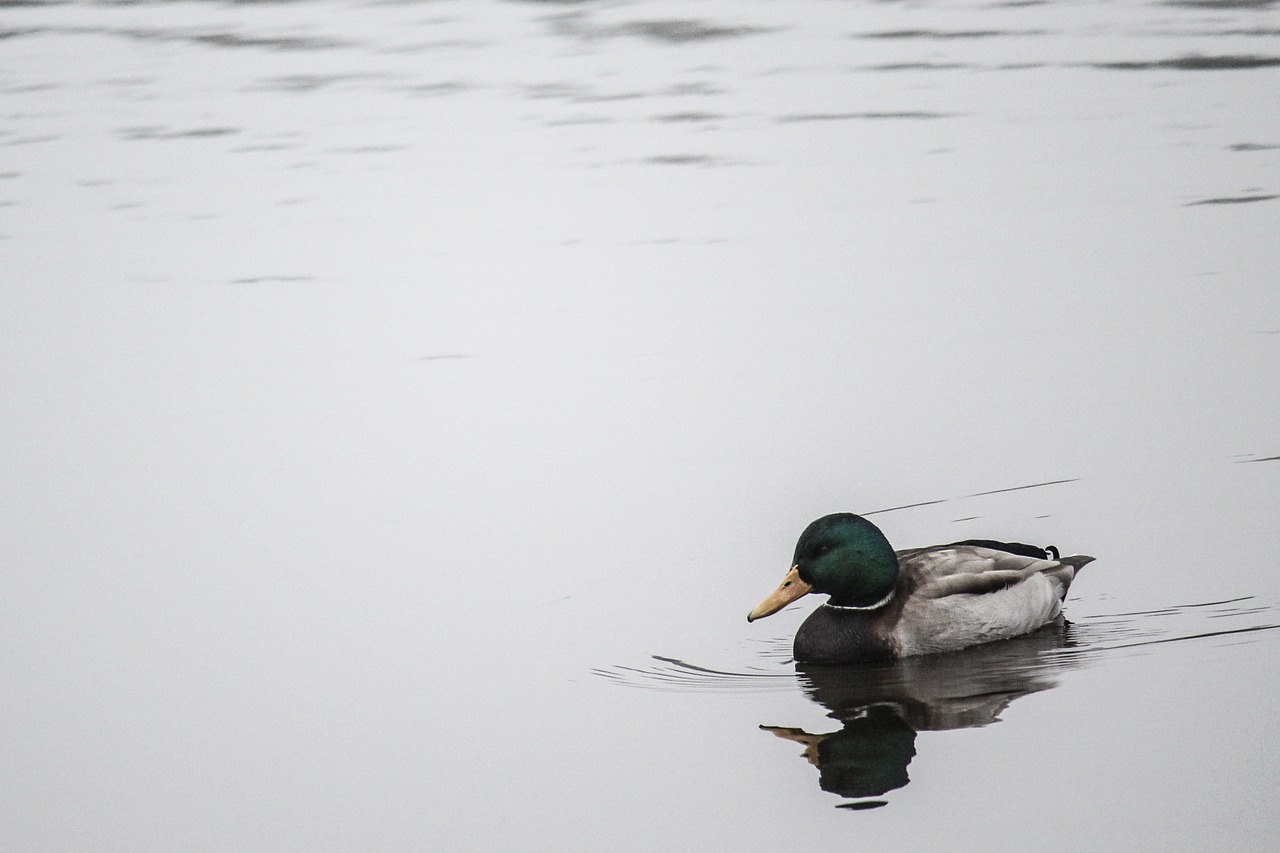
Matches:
[3,0,1279,850]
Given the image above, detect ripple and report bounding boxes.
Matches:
[1057,596,1280,658]
[592,653,799,693]
[546,14,773,45]
[595,597,1280,692]
[612,20,772,44]
[1164,0,1279,8]
[1091,54,1280,70]
[852,29,1048,40]
[119,126,239,141]
[253,73,394,94]
[862,62,971,72]
[654,112,723,123]
[863,476,1080,516]
[965,478,1080,498]
[775,111,954,123]
[0,24,349,51]
[115,27,348,51]
[229,275,315,285]
[1186,193,1278,205]
[644,154,720,166]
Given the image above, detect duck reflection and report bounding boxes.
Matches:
[764,618,1080,808]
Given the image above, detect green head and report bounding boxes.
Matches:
[792,513,899,608]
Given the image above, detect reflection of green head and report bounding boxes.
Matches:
[793,514,899,608]
[816,706,917,799]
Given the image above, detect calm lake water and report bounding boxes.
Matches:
[3,0,1279,850]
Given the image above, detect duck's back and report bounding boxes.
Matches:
[891,545,1093,658]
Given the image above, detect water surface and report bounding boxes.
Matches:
[2,0,1279,850]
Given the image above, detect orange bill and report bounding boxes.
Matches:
[747,565,813,622]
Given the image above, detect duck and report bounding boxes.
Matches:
[748,513,1093,663]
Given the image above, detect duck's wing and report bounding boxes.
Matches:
[890,546,1094,657]
[896,545,1094,602]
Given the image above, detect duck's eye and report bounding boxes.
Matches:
[816,545,831,555]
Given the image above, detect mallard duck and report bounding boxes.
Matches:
[748,513,1093,663]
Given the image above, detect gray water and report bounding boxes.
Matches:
[3,0,1279,850]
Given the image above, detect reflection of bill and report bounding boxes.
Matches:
[765,705,916,804]
[762,619,1080,808]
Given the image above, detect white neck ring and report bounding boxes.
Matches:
[823,589,895,612]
